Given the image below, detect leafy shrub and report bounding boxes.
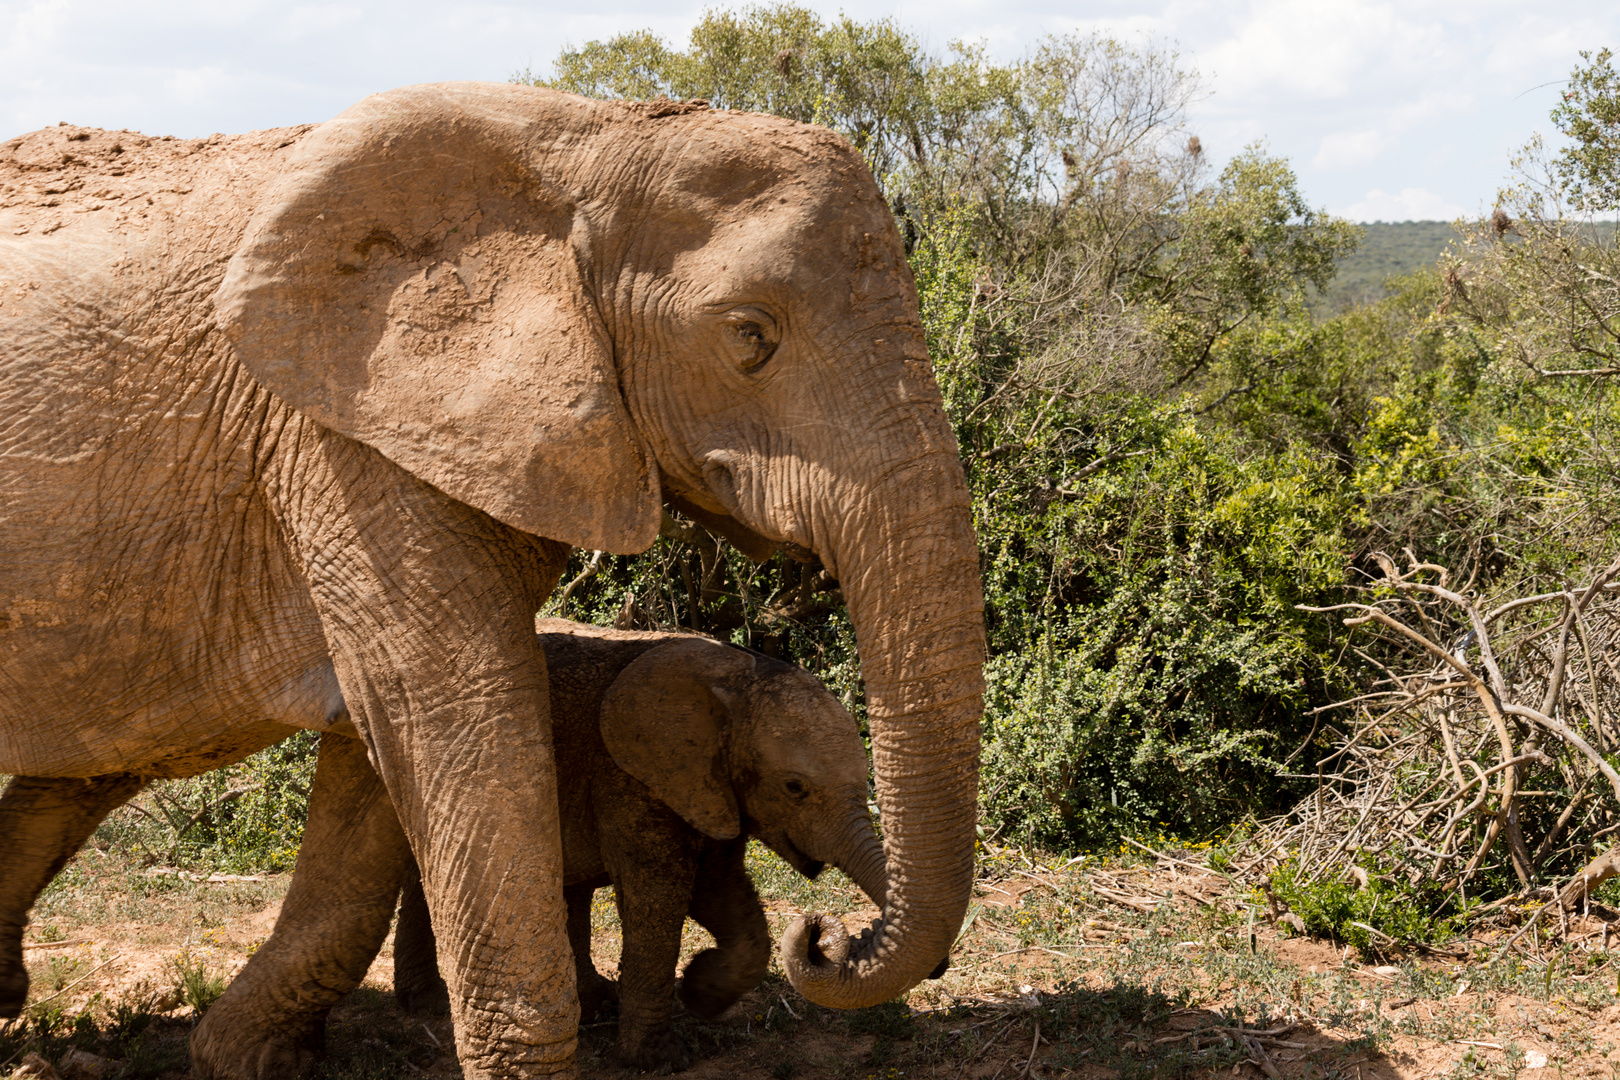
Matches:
[1267,861,1461,953]
[973,422,1358,849]
[96,731,318,872]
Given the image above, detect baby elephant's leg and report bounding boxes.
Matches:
[679,838,770,1020]
[604,830,700,1073]
[565,881,618,1022]
[191,734,412,1080]
[392,859,450,1015]
[393,866,617,1022]
[0,774,144,1017]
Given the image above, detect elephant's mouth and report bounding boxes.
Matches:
[775,836,824,880]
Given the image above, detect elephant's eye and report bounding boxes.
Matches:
[718,310,779,372]
[784,778,807,799]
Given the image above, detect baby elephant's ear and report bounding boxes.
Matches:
[215,83,660,554]
[600,638,754,840]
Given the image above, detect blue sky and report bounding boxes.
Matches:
[1,0,1614,222]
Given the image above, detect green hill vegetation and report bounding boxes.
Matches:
[1312,220,1459,311]
[1314,219,1618,313]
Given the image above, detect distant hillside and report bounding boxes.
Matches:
[1313,218,1619,314]
[1311,221,1458,313]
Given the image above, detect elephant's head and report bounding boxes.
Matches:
[214,82,984,1009]
[598,636,888,911]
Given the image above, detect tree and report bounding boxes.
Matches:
[1552,47,1620,212]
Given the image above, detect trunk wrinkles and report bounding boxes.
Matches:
[781,452,985,1009]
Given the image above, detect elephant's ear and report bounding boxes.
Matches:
[214,83,660,553]
[600,638,754,840]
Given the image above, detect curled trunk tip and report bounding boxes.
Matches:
[781,913,852,995]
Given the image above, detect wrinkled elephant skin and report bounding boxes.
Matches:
[0,83,985,1078]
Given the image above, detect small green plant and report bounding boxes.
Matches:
[36,952,83,995]
[169,949,227,1014]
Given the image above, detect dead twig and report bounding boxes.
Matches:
[1262,555,1620,922]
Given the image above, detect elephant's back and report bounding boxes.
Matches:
[537,621,721,720]
[537,621,698,727]
[0,122,316,247]
[538,621,715,759]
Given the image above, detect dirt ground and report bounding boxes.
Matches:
[6,844,1620,1080]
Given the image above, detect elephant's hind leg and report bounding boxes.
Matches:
[565,881,617,1022]
[191,734,411,1080]
[392,871,617,1021]
[678,838,770,1020]
[393,859,450,1015]
[0,773,144,1018]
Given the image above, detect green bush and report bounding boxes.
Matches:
[972,421,1357,849]
[1268,861,1462,953]
[97,731,318,873]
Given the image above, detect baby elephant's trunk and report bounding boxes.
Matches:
[835,804,889,911]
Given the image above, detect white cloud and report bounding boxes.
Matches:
[279,5,366,41]
[1199,0,1443,103]
[1313,129,1391,170]
[1338,187,1470,222]
[163,66,232,106]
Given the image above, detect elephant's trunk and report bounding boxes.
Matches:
[833,802,888,912]
[781,428,985,1009]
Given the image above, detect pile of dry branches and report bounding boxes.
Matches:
[1239,551,1620,914]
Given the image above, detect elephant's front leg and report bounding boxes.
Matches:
[0,774,144,1017]
[266,429,575,1078]
[191,734,412,1079]
[679,838,770,1020]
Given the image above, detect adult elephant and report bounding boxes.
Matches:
[0,84,985,1078]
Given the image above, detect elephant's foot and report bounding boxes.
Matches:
[677,947,756,1020]
[579,974,618,1024]
[0,930,27,1018]
[396,976,452,1016]
[616,1027,691,1075]
[190,999,326,1080]
[394,945,450,1017]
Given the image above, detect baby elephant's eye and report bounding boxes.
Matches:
[784,778,807,799]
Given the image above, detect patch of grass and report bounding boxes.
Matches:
[0,990,191,1080]
[168,949,226,1015]
[843,998,915,1040]
[744,842,866,913]
[311,987,442,1079]
[33,952,84,996]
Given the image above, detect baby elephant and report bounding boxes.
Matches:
[393,620,887,1072]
